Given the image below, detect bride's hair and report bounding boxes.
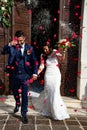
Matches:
[43,42,53,50]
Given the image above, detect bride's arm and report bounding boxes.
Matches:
[38,54,45,75]
[53,49,66,61]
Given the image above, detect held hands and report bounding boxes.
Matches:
[32,75,37,80]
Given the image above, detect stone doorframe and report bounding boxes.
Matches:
[77,0,87,100]
[58,0,87,99]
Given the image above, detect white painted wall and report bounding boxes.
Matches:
[77,0,87,100]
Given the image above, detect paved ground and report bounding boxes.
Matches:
[0,92,87,130]
[0,114,87,130]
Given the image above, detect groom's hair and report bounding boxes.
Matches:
[15,30,25,37]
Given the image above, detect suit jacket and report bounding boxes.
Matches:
[1,43,38,76]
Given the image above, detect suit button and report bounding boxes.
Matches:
[18,71,21,74]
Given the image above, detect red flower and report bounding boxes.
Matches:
[29,105,34,109]
[69,88,75,93]
[16,45,20,50]
[18,89,22,93]
[6,73,10,77]
[72,32,78,39]
[56,38,75,50]
[56,64,60,67]
[11,66,14,70]
[17,102,20,105]
[74,109,77,112]
[27,10,32,15]
[3,12,7,17]
[15,61,18,66]
[77,71,81,75]
[0,97,5,102]
[53,34,57,39]
[79,16,82,20]
[73,58,78,61]
[57,10,60,14]
[75,12,79,16]
[39,25,44,30]
[27,49,32,55]
[75,5,80,9]
[35,61,39,66]
[16,96,19,99]
[40,79,44,85]
[43,98,46,104]
[83,97,87,101]
[66,77,70,82]
[29,78,33,83]
[13,37,18,41]
[53,18,57,22]
[0,86,3,89]
[33,41,37,45]
[25,62,30,66]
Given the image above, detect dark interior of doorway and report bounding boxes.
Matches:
[64,0,82,97]
[31,0,59,60]
[30,0,59,94]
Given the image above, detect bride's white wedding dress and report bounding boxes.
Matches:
[32,49,70,120]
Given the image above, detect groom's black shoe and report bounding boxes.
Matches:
[14,105,20,113]
[21,115,28,124]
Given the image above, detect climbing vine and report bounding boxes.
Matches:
[0,0,14,27]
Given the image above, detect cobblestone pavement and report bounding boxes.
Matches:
[0,114,87,130]
[0,95,87,130]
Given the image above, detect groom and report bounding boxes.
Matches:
[1,30,38,123]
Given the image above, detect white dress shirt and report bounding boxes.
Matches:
[21,43,25,55]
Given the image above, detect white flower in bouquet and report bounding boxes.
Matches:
[55,39,75,51]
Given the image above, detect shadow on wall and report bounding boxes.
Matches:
[0,79,5,95]
[81,82,87,109]
[82,82,87,100]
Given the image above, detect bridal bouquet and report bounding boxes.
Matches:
[55,39,75,52]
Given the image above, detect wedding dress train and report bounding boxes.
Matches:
[32,50,70,120]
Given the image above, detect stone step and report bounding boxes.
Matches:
[63,96,82,108]
[63,96,87,110]
[0,94,81,108]
[0,95,87,109]
[0,95,87,115]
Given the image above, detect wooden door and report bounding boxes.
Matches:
[0,1,31,95]
[12,1,31,43]
[0,27,10,94]
[8,1,32,93]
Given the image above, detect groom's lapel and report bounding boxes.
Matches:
[24,44,29,56]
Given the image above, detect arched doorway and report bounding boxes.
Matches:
[31,0,59,57]
[31,0,82,97]
[30,0,60,94]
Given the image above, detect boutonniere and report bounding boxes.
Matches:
[27,49,32,55]
[15,44,20,50]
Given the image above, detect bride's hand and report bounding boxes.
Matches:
[63,48,67,53]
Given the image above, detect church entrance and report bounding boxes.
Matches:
[30,0,60,95]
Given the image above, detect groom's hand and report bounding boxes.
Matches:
[32,75,37,80]
[9,40,18,46]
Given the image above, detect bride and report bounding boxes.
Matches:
[32,42,70,120]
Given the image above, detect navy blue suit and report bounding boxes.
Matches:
[1,43,38,116]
